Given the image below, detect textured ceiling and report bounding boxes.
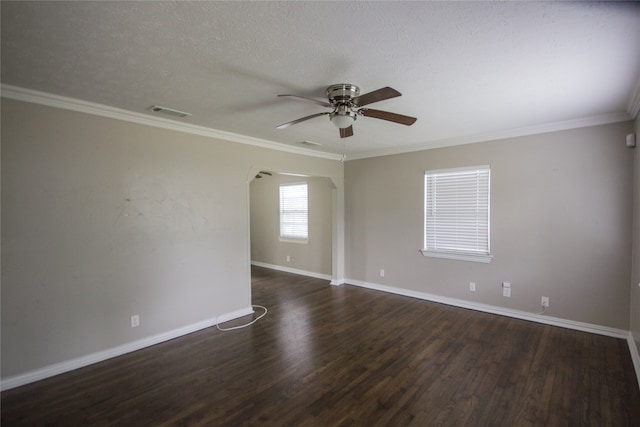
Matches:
[2,1,640,158]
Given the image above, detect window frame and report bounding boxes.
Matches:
[420,165,492,263]
[279,181,309,244]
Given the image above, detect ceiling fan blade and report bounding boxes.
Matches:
[352,87,401,107]
[339,126,354,138]
[360,108,417,126]
[276,112,330,129]
[278,94,332,108]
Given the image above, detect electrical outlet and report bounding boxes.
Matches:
[379,269,385,277]
[469,282,476,291]
[541,296,549,307]
[131,315,140,328]
[502,282,511,298]
[286,255,291,262]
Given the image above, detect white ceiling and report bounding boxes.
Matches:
[2,1,640,159]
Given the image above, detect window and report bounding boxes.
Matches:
[279,182,308,242]
[422,165,492,263]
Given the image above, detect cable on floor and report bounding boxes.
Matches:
[216,305,268,331]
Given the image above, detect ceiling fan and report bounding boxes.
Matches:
[276,84,417,138]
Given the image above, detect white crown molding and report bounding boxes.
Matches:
[347,111,633,160]
[346,278,629,339]
[0,306,254,391]
[3,84,634,163]
[628,75,640,120]
[0,84,343,161]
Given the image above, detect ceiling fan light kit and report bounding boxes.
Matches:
[277,83,417,138]
[329,106,357,129]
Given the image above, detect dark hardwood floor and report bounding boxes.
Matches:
[2,266,639,426]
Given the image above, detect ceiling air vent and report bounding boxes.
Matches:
[299,140,322,146]
[148,105,192,118]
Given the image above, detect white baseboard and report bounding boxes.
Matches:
[346,278,629,339]
[0,306,254,392]
[251,261,332,281]
[628,332,640,390]
[4,277,637,393]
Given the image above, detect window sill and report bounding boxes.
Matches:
[420,249,493,263]
[279,237,309,244]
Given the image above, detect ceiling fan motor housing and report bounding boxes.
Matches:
[326,84,360,105]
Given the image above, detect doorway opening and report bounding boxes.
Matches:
[248,170,335,285]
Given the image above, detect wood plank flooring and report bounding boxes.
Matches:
[2,266,639,426]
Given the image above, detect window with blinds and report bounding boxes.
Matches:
[279,182,308,242]
[422,165,492,263]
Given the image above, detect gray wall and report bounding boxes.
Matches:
[1,98,344,379]
[2,95,636,384]
[250,174,333,276]
[345,122,634,329]
[632,116,640,354]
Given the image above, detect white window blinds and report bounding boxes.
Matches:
[280,183,308,240]
[424,166,491,261]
